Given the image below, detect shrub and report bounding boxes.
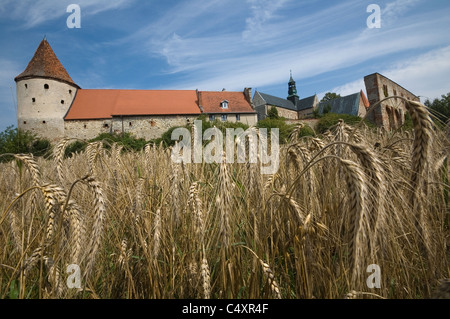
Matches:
[0,126,51,161]
[316,113,373,134]
[256,118,293,144]
[90,132,147,151]
[267,106,280,119]
[65,140,87,158]
[297,124,316,138]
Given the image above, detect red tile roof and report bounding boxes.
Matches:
[14,39,79,88]
[65,89,201,120]
[199,91,255,114]
[360,90,370,108]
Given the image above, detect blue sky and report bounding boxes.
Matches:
[1,0,450,132]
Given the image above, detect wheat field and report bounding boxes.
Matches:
[0,100,449,299]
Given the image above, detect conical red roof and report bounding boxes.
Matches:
[14,39,79,88]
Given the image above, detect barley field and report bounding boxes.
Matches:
[0,100,449,299]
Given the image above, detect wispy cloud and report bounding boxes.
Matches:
[0,0,134,28]
[120,0,448,95]
[328,45,450,101]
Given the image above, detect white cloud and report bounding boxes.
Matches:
[242,0,291,40]
[0,0,134,28]
[329,45,450,102]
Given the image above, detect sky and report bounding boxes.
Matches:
[0,0,449,132]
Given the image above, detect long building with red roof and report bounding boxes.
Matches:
[15,39,257,141]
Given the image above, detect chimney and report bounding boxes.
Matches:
[243,87,252,103]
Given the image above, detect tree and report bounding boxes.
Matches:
[424,92,450,124]
[0,126,51,161]
[267,106,280,119]
[320,92,341,103]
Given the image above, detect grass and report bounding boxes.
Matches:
[0,99,449,299]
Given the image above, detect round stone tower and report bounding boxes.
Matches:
[14,38,80,141]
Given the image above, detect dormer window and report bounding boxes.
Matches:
[221,100,229,109]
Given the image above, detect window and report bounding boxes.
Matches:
[129,122,132,126]
[69,90,72,95]
[221,100,229,109]
[83,124,87,129]
[383,85,388,97]
[236,114,241,121]
[44,84,49,90]
[23,121,27,124]
[103,123,109,128]
[209,115,215,121]
[32,98,36,103]
[61,100,65,104]
[221,114,227,121]
[25,84,28,89]
[42,121,46,124]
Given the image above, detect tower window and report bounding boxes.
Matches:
[42,121,46,124]
[32,98,36,103]
[25,84,28,89]
[44,84,49,90]
[61,100,65,104]
[23,121,27,124]
[69,90,72,95]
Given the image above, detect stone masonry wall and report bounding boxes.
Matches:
[16,78,77,141]
[364,73,419,130]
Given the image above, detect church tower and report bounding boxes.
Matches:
[14,38,80,141]
[287,71,299,107]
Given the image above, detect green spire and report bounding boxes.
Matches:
[288,70,298,98]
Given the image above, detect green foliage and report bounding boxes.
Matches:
[155,116,251,148]
[312,108,320,119]
[316,113,373,134]
[424,92,450,125]
[267,106,280,119]
[256,118,293,144]
[90,132,147,151]
[0,126,51,162]
[320,92,341,103]
[402,112,414,131]
[297,124,316,138]
[65,140,87,158]
[322,104,332,114]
